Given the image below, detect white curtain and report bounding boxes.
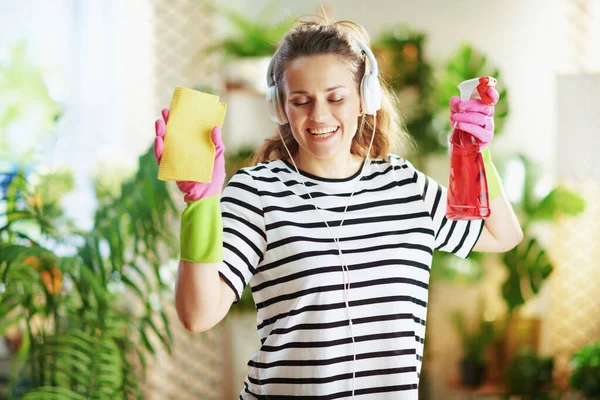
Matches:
[0,0,156,230]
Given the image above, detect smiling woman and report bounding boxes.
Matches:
[155,14,523,400]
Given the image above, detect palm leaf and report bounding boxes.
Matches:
[143,315,172,355]
[19,386,89,400]
[1,145,178,398]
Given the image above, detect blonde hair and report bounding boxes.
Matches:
[253,15,413,164]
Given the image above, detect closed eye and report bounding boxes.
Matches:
[291,98,344,106]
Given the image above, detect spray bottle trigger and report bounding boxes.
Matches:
[476,76,497,106]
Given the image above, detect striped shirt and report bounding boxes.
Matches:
[218,154,484,399]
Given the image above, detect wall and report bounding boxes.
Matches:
[214,0,586,169]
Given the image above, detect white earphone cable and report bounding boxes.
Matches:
[277,115,377,399]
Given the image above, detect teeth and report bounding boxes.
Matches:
[309,127,338,135]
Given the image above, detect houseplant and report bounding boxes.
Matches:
[499,154,585,317]
[0,147,178,399]
[569,339,600,399]
[483,154,585,386]
[207,2,293,93]
[373,25,438,161]
[505,348,555,399]
[452,305,496,387]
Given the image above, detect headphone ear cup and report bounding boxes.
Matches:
[266,85,288,125]
[266,85,280,124]
[274,86,288,125]
[360,74,382,116]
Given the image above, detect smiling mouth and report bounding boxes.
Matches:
[307,126,339,137]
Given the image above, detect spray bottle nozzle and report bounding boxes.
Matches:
[457,76,497,105]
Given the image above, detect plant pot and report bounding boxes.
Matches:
[224,56,271,94]
[460,359,486,388]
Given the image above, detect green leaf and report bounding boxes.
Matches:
[502,237,553,314]
[0,312,23,335]
[121,275,145,301]
[143,315,172,355]
[160,309,174,347]
[20,386,89,400]
[207,3,293,58]
[531,187,586,221]
[138,324,155,356]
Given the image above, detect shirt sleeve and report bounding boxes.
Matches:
[405,159,485,259]
[218,169,266,302]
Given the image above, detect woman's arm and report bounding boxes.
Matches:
[174,261,236,332]
[472,190,523,253]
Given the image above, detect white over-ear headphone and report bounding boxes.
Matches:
[265,38,382,124]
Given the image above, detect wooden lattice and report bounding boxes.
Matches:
[140,0,226,398]
[548,181,600,387]
[152,0,222,110]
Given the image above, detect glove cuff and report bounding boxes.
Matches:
[482,146,502,200]
[180,196,223,263]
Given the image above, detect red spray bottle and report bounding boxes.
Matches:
[446,76,497,220]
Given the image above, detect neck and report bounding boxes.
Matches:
[291,151,364,179]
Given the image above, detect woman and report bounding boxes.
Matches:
[154,18,522,400]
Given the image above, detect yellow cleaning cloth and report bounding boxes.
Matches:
[158,87,227,183]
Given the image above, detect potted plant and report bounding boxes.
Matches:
[0,147,178,399]
[452,306,496,388]
[505,348,554,398]
[569,340,600,399]
[208,3,293,93]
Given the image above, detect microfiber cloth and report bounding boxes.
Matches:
[158,87,227,183]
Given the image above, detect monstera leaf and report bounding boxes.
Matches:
[530,187,586,222]
[501,237,553,314]
[498,154,586,316]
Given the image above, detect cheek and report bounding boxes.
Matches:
[340,99,361,121]
[285,106,304,125]
[340,106,361,134]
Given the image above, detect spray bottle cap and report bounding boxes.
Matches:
[458,76,498,104]
[457,77,482,102]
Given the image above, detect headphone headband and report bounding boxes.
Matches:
[353,38,378,76]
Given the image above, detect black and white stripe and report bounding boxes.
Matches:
[218,155,484,399]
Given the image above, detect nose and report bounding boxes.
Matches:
[309,99,329,122]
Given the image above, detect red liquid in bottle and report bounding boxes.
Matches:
[446,128,490,220]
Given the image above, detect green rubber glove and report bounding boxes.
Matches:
[180,196,223,263]
[482,146,502,200]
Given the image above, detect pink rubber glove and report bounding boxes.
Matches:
[449,87,499,149]
[154,108,226,202]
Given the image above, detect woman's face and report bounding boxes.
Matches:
[281,54,361,164]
